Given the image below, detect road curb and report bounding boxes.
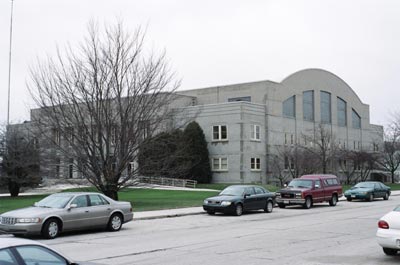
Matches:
[134,211,205,221]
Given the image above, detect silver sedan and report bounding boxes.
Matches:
[0,192,133,239]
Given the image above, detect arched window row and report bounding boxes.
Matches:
[282,91,361,129]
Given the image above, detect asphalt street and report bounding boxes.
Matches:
[34,197,400,265]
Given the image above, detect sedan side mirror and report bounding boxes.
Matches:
[244,193,251,198]
[68,204,78,210]
[315,184,320,189]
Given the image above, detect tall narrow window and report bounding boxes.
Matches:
[337,97,347,127]
[283,96,296,118]
[320,91,331,124]
[303,91,314,121]
[69,158,74,179]
[212,125,228,141]
[250,125,260,141]
[352,109,361,129]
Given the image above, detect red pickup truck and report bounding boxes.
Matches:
[275,174,343,209]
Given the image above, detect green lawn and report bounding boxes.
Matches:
[0,188,219,214]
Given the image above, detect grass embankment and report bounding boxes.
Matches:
[0,188,219,214]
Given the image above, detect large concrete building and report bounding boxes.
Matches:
[12,68,384,184]
[176,69,383,183]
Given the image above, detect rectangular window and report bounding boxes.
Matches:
[212,125,228,141]
[250,125,260,141]
[251,158,261,171]
[337,97,347,127]
[212,157,228,171]
[290,134,294,145]
[320,91,332,124]
[352,109,361,129]
[303,91,314,121]
[283,96,296,118]
[52,128,61,145]
[228,96,251,102]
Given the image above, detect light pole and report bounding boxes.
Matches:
[7,0,14,126]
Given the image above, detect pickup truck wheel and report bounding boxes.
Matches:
[329,194,338,206]
[264,200,273,213]
[303,196,312,209]
[383,247,398,255]
[367,193,374,202]
[383,192,389,200]
[346,197,352,202]
[278,203,286,208]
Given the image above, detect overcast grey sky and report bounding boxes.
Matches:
[0,0,399,126]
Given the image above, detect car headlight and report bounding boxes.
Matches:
[295,193,302,198]
[203,200,209,204]
[220,201,232,206]
[275,192,281,197]
[16,218,41,223]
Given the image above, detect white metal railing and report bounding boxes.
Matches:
[138,176,197,188]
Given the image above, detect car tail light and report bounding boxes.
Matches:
[378,220,389,229]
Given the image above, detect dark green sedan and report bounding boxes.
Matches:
[203,185,276,216]
[344,181,391,202]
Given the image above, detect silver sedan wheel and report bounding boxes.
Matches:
[48,222,58,237]
[109,214,122,231]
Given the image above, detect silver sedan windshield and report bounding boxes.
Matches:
[36,194,74,208]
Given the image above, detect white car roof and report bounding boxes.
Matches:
[0,236,48,249]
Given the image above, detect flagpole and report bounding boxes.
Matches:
[7,0,14,126]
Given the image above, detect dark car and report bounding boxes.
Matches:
[344,181,391,202]
[203,185,276,216]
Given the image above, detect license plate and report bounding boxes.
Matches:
[351,195,356,198]
[284,200,289,204]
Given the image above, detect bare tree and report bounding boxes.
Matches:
[376,116,400,183]
[29,22,180,200]
[0,125,41,196]
[269,153,291,187]
[339,150,376,183]
[301,124,339,174]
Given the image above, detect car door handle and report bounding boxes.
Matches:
[85,210,89,213]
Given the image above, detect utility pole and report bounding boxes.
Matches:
[7,0,14,126]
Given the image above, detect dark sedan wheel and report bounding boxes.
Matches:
[303,197,312,209]
[329,194,338,206]
[367,193,374,202]
[346,197,352,202]
[42,219,60,239]
[108,213,123,231]
[384,192,389,200]
[264,200,274,213]
[383,247,398,255]
[278,203,286,208]
[234,204,243,216]
[207,210,215,215]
